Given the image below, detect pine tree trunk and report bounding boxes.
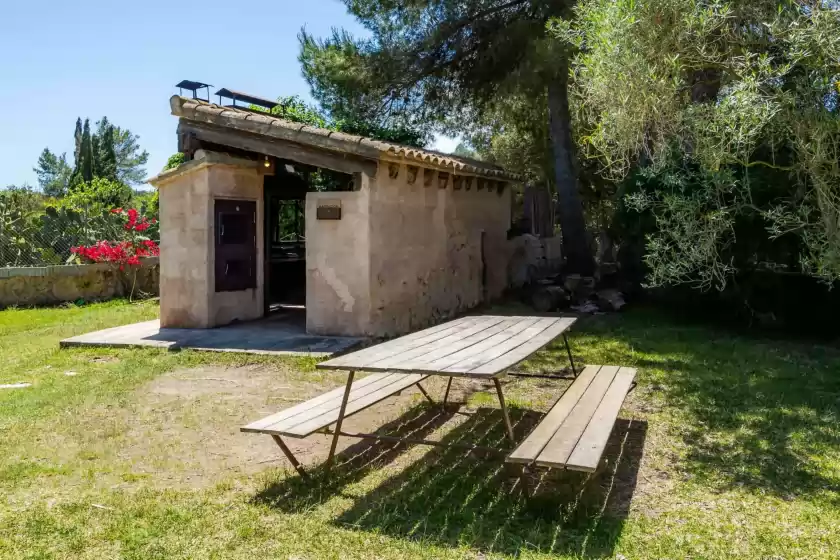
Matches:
[547,60,595,276]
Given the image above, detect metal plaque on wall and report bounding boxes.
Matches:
[316,200,342,220]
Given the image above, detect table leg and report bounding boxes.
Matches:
[443,377,453,406]
[326,370,355,471]
[416,382,436,405]
[493,378,516,443]
[563,333,577,377]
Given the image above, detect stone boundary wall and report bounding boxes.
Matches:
[0,258,159,308]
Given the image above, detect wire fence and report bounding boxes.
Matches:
[0,203,159,268]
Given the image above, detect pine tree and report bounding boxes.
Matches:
[299,1,596,274]
[47,116,149,195]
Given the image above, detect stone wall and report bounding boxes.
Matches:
[366,164,512,337]
[305,162,513,338]
[151,151,264,328]
[305,187,373,336]
[0,258,159,308]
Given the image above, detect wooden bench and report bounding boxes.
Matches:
[507,364,637,473]
[241,371,429,476]
[242,371,429,438]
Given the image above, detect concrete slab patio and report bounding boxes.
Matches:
[60,308,362,357]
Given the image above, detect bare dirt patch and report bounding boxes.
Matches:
[113,365,437,489]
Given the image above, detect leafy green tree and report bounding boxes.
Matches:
[0,186,44,266]
[111,125,149,186]
[452,142,479,160]
[64,177,133,209]
[270,95,328,128]
[299,1,596,274]
[133,189,159,215]
[562,0,840,286]
[33,149,73,197]
[163,152,185,171]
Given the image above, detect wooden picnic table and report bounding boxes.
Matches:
[242,313,636,481]
[312,315,578,469]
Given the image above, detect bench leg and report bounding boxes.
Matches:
[519,464,534,498]
[271,435,308,479]
[563,333,577,376]
[416,382,436,405]
[493,378,516,443]
[326,370,355,471]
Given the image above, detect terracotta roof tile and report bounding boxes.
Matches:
[170,95,522,181]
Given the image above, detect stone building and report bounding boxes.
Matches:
[149,95,521,337]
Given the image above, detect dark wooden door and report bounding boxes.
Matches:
[214,199,256,292]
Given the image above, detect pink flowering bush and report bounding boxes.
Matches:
[71,208,159,270]
[69,208,159,299]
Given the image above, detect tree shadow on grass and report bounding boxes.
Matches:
[253,403,455,511]
[255,400,647,559]
[565,310,840,504]
[335,410,647,559]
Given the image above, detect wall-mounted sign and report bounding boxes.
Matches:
[316,199,342,220]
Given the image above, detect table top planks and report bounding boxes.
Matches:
[317,315,577,378]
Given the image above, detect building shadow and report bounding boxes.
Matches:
[252,399,646,559]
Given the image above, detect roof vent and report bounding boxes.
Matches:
[214,88,278,111]
[176,80,212,101]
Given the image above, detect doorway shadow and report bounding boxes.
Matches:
[255,403,647,559]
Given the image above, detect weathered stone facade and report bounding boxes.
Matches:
[306,164,512,337]
[0,258,159,308]
[152,151,264,329]
[150,96,521,337]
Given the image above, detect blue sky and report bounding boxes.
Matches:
[0,0,457,189]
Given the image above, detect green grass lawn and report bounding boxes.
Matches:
[0,300,838,559]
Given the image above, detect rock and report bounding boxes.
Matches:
[531,286,570,312]
[508,234,546,288]
[542,236,564,272]
[571,302,600,314]
[564,274,596,303]
[579,276,596,299]
[596,289,626,311]
[563,274,582,293]
[1,383,31,389]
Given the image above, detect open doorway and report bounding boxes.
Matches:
[263,162,353,318]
